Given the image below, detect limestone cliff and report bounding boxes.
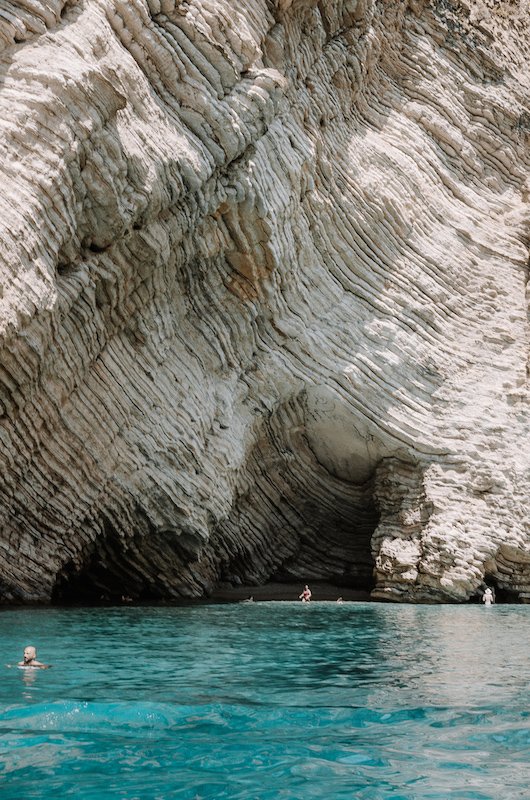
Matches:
[0,0,529,603]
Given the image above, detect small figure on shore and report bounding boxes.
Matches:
[336,597,344,604]
[299,585,312,602]
[482,587,494,606]
[242,596,254,603]
[18,646,50,669]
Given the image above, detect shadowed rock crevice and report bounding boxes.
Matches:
[52,511,213,603]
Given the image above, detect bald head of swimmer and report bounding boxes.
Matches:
[23,646,37,664]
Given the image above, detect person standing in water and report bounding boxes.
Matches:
[482,587,494,606]
[299,585,312,602]
[18,646,50,668]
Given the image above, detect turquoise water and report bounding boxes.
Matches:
[1,603,530,799]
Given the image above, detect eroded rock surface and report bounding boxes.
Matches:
[0,0,529,603]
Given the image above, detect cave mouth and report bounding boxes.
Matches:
[267,492,380,595]
[201,390,384,600]
[51,473,380,604]
[51,515,207,605]
[51,396,382,604]
[483,575,520,604]
[52,564,127,605]
[210,450,381,601]
[466,575,521,605]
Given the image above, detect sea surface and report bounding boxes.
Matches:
[1,602,530,799]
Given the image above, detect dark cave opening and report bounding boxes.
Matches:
[467,574,521,604]
[52,564,140,605]
[51,533,205,606]
[211,458,381,600]
[206,395,384,599]
[483,575,520,604]
[51,408,382,604]
[50,515,198,605]
[51,551,148,605]
[268,493,379,594]
[51,481,380,604]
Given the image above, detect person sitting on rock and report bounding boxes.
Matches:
[299,585,312,602]
[18,646,50,668]
[482,587,494,606]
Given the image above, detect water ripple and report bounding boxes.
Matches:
[1,603,530,798]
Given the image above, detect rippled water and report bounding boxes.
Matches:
[1,602,530,799]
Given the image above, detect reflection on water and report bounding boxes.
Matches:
[1,603,530,799]
[20,666,38,700]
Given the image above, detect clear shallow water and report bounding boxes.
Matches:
[1,603,530,800]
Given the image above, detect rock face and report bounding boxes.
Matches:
[0,0,529,603]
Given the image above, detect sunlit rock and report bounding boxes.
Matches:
[0,0,529,603]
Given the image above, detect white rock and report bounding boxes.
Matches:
[0,0,529,603]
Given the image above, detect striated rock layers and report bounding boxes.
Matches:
[0,0,529,604]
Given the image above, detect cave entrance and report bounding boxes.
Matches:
[484,575,520,604]
[51,514,205,605]
[211,469,379,601]
[268,475,379,593]
[213,393,381,597]
[266,388,381,593]
[52,390,382,604]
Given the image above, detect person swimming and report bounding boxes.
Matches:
[18,646,50,669]
[299,585,312,602]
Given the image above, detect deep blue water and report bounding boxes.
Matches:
[1,602,530,799]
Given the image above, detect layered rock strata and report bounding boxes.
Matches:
[0,0,529,603]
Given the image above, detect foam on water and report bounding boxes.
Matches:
[1,603,530,799]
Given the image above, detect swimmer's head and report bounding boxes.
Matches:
[23,646,36,663]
